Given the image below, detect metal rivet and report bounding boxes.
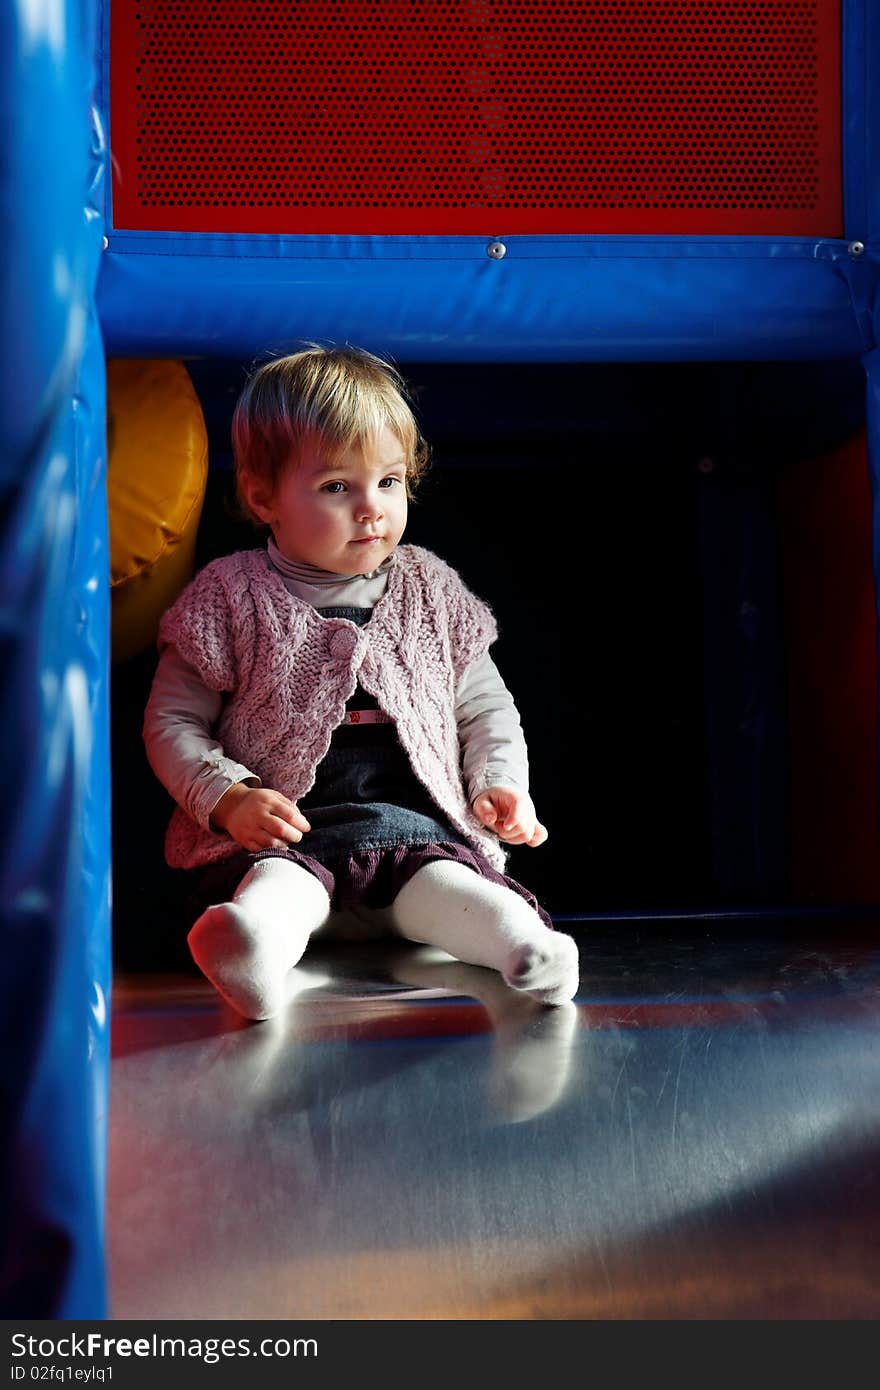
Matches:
[848,241,865,258]
[487,240,506,260]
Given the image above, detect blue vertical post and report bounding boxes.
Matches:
[0,2,110,1317]
[843,0,880,893]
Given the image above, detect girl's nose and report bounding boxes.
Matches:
[356,492,383,521]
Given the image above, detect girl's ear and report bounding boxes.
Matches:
[240,471,276,525]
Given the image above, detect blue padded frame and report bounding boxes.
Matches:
[0,1,110,1318]
[843,0,880,245]
[99,231,866,364]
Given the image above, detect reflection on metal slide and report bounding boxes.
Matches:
[108,921,880,1319]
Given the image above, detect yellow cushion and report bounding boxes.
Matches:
[107,359,208,664]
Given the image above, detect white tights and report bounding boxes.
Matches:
[188,856,580,1020]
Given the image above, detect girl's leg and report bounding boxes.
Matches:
[388,860,579,1005]
[188,859,332,1020]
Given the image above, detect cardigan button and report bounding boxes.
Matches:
[330,629,356,658]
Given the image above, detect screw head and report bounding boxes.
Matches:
[487,240,506,260]
[848,241,866,258]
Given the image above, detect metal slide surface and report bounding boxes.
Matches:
[108,921,880,1319]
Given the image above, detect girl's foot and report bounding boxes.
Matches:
[188,903,293,1020]
[503,932,580,1006]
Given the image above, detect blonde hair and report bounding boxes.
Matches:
[231,344,430,527]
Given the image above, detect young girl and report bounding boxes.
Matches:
[144,346,579,1020]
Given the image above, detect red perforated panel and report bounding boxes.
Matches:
[110,0,842,235]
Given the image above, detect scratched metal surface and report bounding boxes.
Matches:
[107,922,880,1319]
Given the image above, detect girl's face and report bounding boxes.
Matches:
[244,424,409,575]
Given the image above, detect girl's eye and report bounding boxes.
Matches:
[322,477,403,493]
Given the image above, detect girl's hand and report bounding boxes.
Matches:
[210,783,311,852]
[471,786,548,847]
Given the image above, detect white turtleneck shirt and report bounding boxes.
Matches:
[143,540,531,830]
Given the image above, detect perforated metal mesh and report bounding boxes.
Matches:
[110,0,841,235]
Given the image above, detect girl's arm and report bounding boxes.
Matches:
[143,642,261,830]
[455,651,530,803]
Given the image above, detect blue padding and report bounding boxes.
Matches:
[0,1,109,1319]
[844,0,880,245]
[98,234,864,361]
[0,9,97,476]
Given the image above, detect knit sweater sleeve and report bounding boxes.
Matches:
[456,650,530,802]
[143,641,262,831]
[156,556,240,693]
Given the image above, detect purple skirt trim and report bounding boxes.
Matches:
[190,841,553,931]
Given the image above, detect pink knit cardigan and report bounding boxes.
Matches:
[157,545,508,871]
